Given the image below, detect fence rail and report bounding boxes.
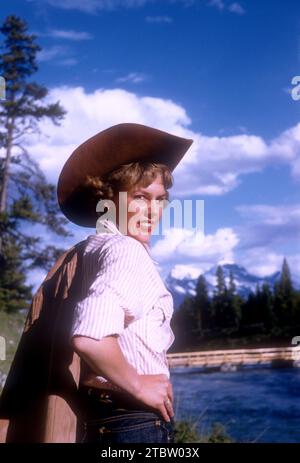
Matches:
[167,346,300,369]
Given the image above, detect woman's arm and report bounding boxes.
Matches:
[71,334,174,422]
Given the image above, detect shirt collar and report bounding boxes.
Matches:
[96,218,159,265]
[96,217,123,236]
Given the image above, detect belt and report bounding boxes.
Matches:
[79,385,155,412]
[83,386,120,400]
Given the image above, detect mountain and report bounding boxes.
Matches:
[164,263,299,310]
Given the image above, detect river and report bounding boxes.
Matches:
[170,365,300,443]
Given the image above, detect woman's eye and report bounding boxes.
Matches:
[133,196,167,203]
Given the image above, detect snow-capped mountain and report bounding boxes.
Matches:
[164,263,299,310]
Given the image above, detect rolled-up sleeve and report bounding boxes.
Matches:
[69,236,146,341]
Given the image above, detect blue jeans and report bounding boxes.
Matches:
[78,388,176,444]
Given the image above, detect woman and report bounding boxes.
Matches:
[60,123,193,444]
[59,123,193,444]
[0,122,193,443]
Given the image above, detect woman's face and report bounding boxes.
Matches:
[114,175,168,245]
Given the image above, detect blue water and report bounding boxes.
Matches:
[170,366,300,443]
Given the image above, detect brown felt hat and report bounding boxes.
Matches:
[57,122,193,227]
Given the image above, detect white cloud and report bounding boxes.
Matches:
[228,2,245,15]
[56,58,78,66]
[44,29,93,40]
[170,264,203,280]
[115,72,149,84]
[174,123,300,197]
[268,123,300,178]
[208,0,225,11]
[238,247,300,282]
[36,45,69,62]
[38,0,154,13]
[36,45,78,65]
[151,226,239,266]
[172,132,269,196]
[149,202,300,280]
[28,0,244,15]
[208,0,246,15]
[150,221,299,282]
[236,203,300,226]
[234,203,300,250]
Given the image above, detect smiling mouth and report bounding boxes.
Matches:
[137,220,153,230]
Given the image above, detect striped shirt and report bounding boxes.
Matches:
[69,218,175,385]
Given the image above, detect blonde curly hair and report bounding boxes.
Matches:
[84,161,173,218]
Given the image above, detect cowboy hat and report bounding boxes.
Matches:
[57,122,193,227]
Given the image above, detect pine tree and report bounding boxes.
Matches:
[228,270,236,296]
[228,269,242,330]
[0,15,71,313]
[172,296,197,350]
[241,290,256,328]
[212,265,227,330]
[216,265,226,295]
[273,258,295,330]
[0,234,32,312]
[252,283,264,326]
[194,274,211,335]
[279,258,294,297]
[212,267,242,332]
[260,282,276,331]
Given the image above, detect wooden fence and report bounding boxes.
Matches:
[167,346,300,370]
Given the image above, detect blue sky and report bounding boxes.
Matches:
[1,0,300,287]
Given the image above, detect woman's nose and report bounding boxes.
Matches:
[149,201,162,221]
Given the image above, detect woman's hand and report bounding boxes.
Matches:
[134,374,174,422]
[72,336,174,421]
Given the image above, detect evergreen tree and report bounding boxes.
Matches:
[240,283,275,336]
[251,282,276,334]
[193,274,212,335]
[216,265,226,294]
[172,296,197,350]
[279,258,294,297]
[252,283,264,326]
[259,282,276,331]
[0,15,71,313]
[294,289,300,327]
[228,269,243,330]
[212,266,239,331]
[0,233,32,312]
[228,270,236,296]
[273,258,295,329]
[240,290,256,327]
[212,265,228,330]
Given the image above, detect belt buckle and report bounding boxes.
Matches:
[88,387,113,402]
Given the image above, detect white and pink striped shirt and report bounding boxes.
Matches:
[69,218,175,384]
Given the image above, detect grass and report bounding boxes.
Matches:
[172,390,236,443]
[174,419,235,443]
[173,416,273,443]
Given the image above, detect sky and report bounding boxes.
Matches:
[1,0,300,289]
